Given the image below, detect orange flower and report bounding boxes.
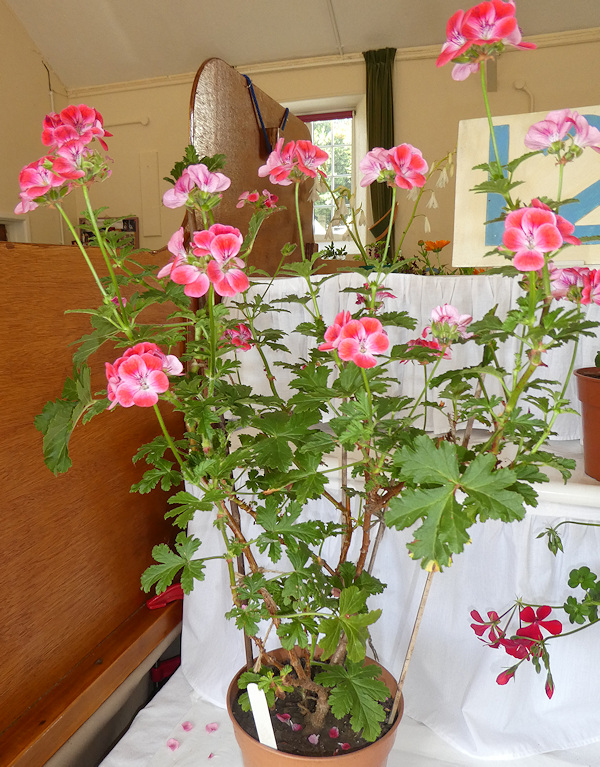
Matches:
[423,239,451,252]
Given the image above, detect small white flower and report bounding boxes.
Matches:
[426,192,438,209]
[407,187,420,201]
[436,167,449,188]
[424,216,431,233]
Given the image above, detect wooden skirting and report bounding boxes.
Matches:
[0,602,182,767]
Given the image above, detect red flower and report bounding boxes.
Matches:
[496,665,518,686]
[516,605,562,642]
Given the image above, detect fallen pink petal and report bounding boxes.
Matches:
[308,733,320,745]
[329,726,339,738]
[205,722,219,733]
[276,713,291,723]
[339,742,351,751]
[291,722,303,732]
[167,738,180,751]
[182,721,194,731]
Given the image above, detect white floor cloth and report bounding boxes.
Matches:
[103,273,600,763]
[100,668,600,766]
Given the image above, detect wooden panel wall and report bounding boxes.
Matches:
[0,242,181,762]
[190,58,314,274]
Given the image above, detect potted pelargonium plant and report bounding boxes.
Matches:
[20,0,600,761]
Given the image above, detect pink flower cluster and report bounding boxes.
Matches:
[106,342,183,409]
[502,199,580,272]
[162,164,231,209]
[319,311,389,369]
[158,225,248,298]
[428,303,473,343]
[525,109,600,156]
[471,606,562,697]
[550,264,600,306]
[406,304,471,362]
[16,104,111,214]
[436,1,535,81]
[236,189,279,209]
[359,144,428,190]
[258,138,328,186]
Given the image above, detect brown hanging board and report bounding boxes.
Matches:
[189,58,314,274]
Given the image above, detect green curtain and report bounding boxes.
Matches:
[363,48,396,247]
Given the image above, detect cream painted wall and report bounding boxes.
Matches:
[66,81,193,253]
[0,0,68,244]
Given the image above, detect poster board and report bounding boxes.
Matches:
[453,105,600,267]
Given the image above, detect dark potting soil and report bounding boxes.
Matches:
[231,684,396,757]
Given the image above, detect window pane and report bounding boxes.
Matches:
[302,114,353,240]
[333,118,352,146]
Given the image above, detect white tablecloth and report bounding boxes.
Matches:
[228,273,600,440]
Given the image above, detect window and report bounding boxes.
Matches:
[300,112,354,241]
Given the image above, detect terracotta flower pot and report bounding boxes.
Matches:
[575,368,600,481]
[226,650,403,767]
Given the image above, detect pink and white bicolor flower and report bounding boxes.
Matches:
[502,207,564,271]
[194,224,248,297]
[106,343,182,409]
[318,310,353,351]
[429,304,473,341]
[158,227,212,298]
[162,164,231,208]
[336,317,389,368]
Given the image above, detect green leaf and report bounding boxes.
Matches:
[318,586,381,662]
[35,364,105,474]
[141,532,205,594]
[315,661,388,742]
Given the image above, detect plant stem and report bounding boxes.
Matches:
[388,570,435,724]
[480,62,503,177]
[153,403,186,471]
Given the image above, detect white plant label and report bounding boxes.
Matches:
[247,682,277,749]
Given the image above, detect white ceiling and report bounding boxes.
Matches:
[6,0,600,91]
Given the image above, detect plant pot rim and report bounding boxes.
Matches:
[575,367,600,378]
[226,651,403,764]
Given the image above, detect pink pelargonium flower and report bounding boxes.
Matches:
[581,269,600,306]
[530,199,580,247]
[337,317,389,368]
[193,224,248,297]
[516,605,562,642]
[223,323,253,350]
[236,190,260,208]
[162,164,231,209]
[159,228,211,299]
[120,342,183,376]
[387,144,429,190]
[14,156,67,213]
[42,104,112,151]
[294,140,329,178]
[571,112,600,153]
[359,148,394,187]
[257,138,297,186]
[549,265,588,301]
[429,304,473,342]
[319,310,353,351]
[461,0,518,46]
[436,9,470,67]
[502,207,564,271]
[524,109,574,151]
[437,1,535,81]
[107,352,170,408]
